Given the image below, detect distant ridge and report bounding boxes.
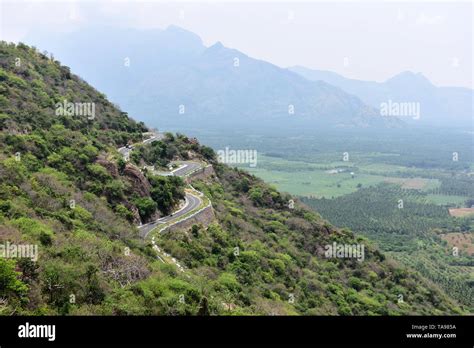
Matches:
[289,66,474,128]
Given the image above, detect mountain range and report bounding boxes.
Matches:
[25,25,472,131]
[26,26,401,131]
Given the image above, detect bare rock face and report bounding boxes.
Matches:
[123,201,142,225]
[147,209,162,224]
[123,163,151,197]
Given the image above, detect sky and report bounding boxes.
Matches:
[0,0,472,88]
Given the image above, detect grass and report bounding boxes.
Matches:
[238,154,442,198]
[246,168,388,198]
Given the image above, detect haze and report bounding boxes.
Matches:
[0,0,472,88]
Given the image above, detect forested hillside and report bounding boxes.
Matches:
[0,42,467,315]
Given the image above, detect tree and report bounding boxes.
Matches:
[134,197,157,221]
[200,146,216,161]
[197,297,210,316]
[117,158,126,174]
[84,264,105,304]
[0,259,29,299]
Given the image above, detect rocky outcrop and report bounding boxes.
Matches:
[96,157,119,178]
[123,163,151,197]
[93,158,157,224]
[123,201,142,225]
[145,209,162,224]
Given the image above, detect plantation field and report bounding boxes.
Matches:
[239,155,442,198]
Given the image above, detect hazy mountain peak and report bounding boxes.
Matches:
[165,24,181,30]
[386,70,433,88]
[161,25,204,46]
[208,41,224,50]
[165,24,191,34]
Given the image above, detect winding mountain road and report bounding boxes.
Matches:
[138,192,201,238]
[170,161,202,177]
[117,132,164,160]
[117,132,204,238]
